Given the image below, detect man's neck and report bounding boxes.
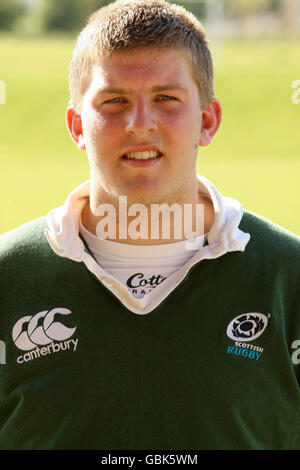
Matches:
[81,191,215,245]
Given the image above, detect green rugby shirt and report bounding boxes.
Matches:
[0,212,300,449]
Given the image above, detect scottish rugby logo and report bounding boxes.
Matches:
[12,308,76,351]
[226,312,269,342]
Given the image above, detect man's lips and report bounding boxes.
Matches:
[121,152,163,167]
[121,144,162,155]
[120,145,163,167]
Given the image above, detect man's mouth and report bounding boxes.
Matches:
[122,150,162,160]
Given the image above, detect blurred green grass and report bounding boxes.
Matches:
[1,36,300,235]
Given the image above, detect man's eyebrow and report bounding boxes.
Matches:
[93,84,188,95]
[95,87,130,95]
[152,84,188,92]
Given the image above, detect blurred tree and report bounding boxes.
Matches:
[39,0,111,32]
[227,0,275,16]
[0,0,24,30]
[84,0,112,16]
[278,0,299,31]
[173,1,205,20]
[40,0,85,31]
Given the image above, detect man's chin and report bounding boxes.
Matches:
[116,184,166,207]
[122,193,163,208]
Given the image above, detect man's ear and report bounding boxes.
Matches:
[199,99,222,147]
[66,106,86,150]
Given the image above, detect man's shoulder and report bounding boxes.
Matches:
[0,217,50,262]
[240,209,300,259]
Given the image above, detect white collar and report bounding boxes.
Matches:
[44,175,250,314]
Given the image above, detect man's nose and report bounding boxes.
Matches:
[125,100,158,136]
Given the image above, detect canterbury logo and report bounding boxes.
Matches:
[12,308,76,351]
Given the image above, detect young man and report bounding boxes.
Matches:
[1,0,300,450]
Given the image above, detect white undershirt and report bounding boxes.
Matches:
[79,217,207,299]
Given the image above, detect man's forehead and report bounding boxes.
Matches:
[89,49,194,93]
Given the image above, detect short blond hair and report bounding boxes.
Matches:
[69,0,215,113]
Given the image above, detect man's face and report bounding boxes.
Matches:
[79,47,206,207]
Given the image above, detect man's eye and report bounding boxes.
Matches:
[105,97,124,104]
[157,95,177,101]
